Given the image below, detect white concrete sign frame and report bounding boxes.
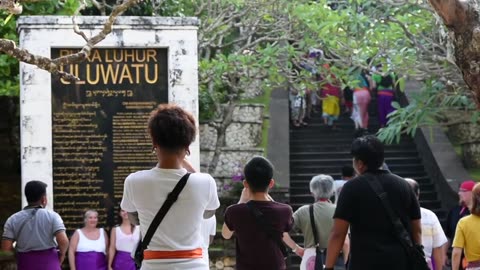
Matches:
[18,16,200,209]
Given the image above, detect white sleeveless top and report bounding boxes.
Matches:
[76,228,106,254]
[115,226,140,252]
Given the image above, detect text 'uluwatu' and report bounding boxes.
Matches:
[58,49,161,85]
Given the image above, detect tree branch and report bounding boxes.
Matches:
[0,0,140,81]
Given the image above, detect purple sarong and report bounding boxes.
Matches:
[113,251,136,270]
[377,90,395,126]
[17,248,61,270]
[75,251,107,270]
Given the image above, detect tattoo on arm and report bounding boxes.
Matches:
[203,210,216,219]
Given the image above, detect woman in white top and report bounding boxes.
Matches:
[108,209,140,270]
[68,210,109,270]
[121,104,220,270]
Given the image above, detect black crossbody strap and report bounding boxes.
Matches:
[365,173,414,249]
[246,201,288,257]
[16,208,39,240]
[141,173,191,249]
[309,204,320,247]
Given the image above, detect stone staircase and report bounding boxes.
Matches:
[287,106,446,269]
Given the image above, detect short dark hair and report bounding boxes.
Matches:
[341,165,355,178]
[244,156,274,193]
[351,135,384,170]
[25,180,47,204]
[353,128,369,139]
[148,104,196,152]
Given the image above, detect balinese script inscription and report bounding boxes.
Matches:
[51,48,168,231]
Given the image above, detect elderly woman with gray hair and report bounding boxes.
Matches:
[283,174,348,270]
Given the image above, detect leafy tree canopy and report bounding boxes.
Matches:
[0,0,476,143]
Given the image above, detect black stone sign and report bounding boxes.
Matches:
[51,48,168,232]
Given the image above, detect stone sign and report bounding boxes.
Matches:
[18,16,199,231]
[51,48,168,228]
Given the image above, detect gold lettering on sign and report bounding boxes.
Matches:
[53,106,108,232]
[119,65,134,84]
[58,49,161,85]
[90,50,102,62]
[101,65,119,84]
[86,65,100,85]
[136,50,146,62]
[112,111,157,200]
[52,48,167,232]
[131,64,143,83]
[145,64,158,84]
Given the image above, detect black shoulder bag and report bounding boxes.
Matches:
[309,204,324,270]
[246,201,288,259]
[134,173,191,268]
[365,173,429,270]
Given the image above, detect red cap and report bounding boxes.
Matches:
[460,180,476,192]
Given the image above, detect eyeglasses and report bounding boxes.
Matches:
[459,189,471,192]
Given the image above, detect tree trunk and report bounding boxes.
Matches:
[428,0,480,108]
[207,102,236,174]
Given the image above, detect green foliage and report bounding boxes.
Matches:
[22,0,74,14]
[2,0,476,145]
[288,0,438,86]
[377,80,476,145]
[0,13,19,96]
[81,0,194,16]
[198,84,220,120]
[469,168,480,181]
[1,1,79,97]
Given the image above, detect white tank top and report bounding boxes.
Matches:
[76,228,106,254]
[115,226,140,252]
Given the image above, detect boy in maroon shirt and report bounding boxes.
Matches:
[222,156,293,270]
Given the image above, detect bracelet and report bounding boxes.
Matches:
[292,245,300,252]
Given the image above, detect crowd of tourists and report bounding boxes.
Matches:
[2,104,479,270]
[290,50,398,130]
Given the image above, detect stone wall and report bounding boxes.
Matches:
[200,104,265,193]
[200,103,266,266]
[239,78,263,99]
[442,110,480,168]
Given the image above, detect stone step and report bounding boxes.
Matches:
[290,146,418,154]
[289,192,438,204]
[289,137,414,145]
[290,179,434,189]
[290,157,423,166]
[290,170,428,180]
[287,99,448,270]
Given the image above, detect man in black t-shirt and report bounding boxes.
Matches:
[325,135,422,270]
